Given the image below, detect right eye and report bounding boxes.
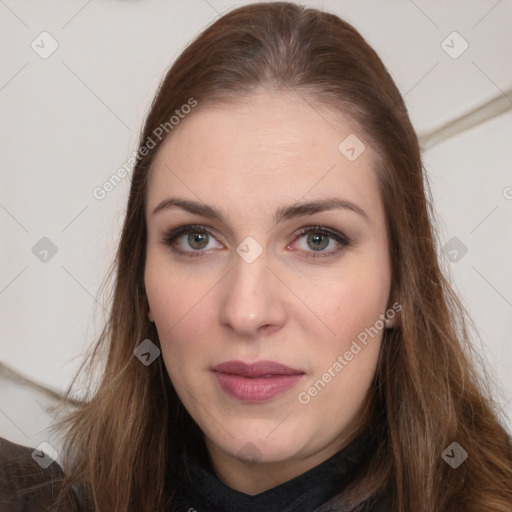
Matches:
[160,224,223,258]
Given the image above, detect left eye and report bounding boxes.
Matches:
[291,227,350,259]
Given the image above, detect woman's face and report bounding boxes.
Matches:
[144,91,393,488]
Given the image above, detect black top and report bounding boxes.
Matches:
[0,432,392,512]
[166,429,391,512]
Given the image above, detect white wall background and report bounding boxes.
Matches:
[1,0,511,456]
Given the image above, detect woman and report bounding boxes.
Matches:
[1,2,510,511]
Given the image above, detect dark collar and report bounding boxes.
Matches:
[167,429,377,512]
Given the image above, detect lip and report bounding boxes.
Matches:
[212,360,305,402]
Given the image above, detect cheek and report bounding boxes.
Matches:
[145,248,198,325]
[294,271,388,428]
[294,257,390,411]
[144,254,217,367]
[300,260,390,343]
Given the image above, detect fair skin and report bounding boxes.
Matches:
[144,91,394,495]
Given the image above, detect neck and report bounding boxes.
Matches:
[204,429,359,495]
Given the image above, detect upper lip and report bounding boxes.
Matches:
[212,360,304,377]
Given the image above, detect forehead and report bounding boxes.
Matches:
[147,91,382,218]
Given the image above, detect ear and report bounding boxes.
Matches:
[148,308,155,322]
[384,316,397,329]
[384,300,402,329]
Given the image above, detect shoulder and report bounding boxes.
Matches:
[0,437,79,512]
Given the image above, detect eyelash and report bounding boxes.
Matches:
[159,224,352,260]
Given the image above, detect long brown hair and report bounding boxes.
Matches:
[52,2,512,511]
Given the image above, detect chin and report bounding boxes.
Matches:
[219,429,306,465]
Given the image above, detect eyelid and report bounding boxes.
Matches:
[293,226,351,246]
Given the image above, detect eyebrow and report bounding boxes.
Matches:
[152,196,369,224]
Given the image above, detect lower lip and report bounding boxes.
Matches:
[214,372,304,402]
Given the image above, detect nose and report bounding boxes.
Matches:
[218,248,287,338]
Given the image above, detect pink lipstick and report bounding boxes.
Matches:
[212,360,305,402]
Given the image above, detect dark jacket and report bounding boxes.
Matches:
[0,437,79,512]
[0,437,392,512]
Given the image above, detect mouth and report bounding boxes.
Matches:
[212,360,305,402]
